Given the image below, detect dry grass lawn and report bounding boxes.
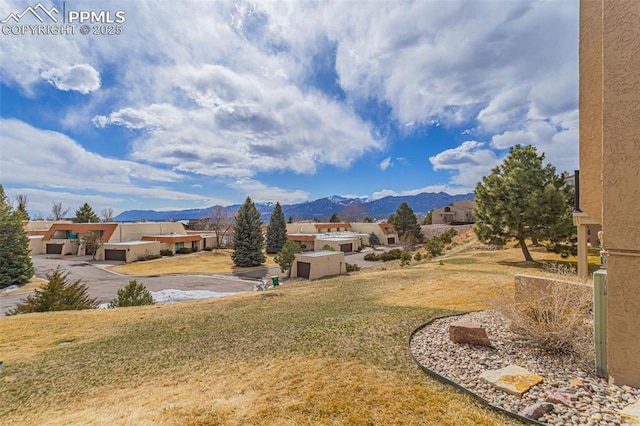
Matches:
[0,238,598,425]
[108,249,278,276]
[0,277,47,296]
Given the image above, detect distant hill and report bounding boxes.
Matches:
[113,192,474,222]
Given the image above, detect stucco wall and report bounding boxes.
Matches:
[114,222,187,242]
[578,0,603,222]
[292,251,345,280]
[601,0,640,387]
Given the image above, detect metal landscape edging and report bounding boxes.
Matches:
[408,314,546,426]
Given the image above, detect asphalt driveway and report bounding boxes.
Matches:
[0,255,259,315]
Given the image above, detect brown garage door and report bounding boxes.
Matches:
[297,261,311,279]
[105,249,126,261]
[339,243,352,252]
[46,244,63,254]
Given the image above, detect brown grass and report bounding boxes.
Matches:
[0,239,599,425]
[0,277,47,296]
[108,249,278,276]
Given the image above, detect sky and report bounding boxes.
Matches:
[0,0,579,217]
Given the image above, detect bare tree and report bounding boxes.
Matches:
[101,208,114,222]
[51,201,69,220]
[209,206,234,249]
[341,202,367,222]
[15,194,29,220]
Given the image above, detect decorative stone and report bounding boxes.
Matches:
[621,401,640,425]
[519,402,554,420]
[546,391,576,407]
[569,378,585,388]
[448,318,492,347]
[479,364,544,396]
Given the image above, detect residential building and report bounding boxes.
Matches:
[432,200,475,224]
[575,0,640,387]
[285,222,399,252]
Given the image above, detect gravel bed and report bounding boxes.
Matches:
[410,310,640,425]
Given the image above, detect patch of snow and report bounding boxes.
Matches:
[150,289,239,303]
[0,285,19,293]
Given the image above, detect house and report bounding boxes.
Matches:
[291,251,345,280]
[431,200,475,225]
[24,221,209,262]
[573,0,640,387]
[285,222,398,252]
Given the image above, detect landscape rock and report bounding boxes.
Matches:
[621,401,640,425]
[479,364,544,396]
[519,402,554,420]
[569,378,585,388]
[546,391,576,407]
[448,318,492,347]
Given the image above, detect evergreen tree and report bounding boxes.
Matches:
[329,213,340,223]
[7,266,97,314]
[368,232,380,248]
[231,197,266,267]
[0,184,34,289]
[389,202,422,242]
[474,144,574,262]
[109,280,154,308]
[274,241,302,278]
[266,202,287,254]
[73,203,100,223]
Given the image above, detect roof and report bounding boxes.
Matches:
[103,241,159,247]
[142,234,202,243]
[296,250,344,258]
[314,223,351,229]
[42,223,118,242]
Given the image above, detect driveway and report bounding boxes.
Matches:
[0,255,258,315]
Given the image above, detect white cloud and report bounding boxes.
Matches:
[429,141,501,188]
[3,188,124,218]
[230,178,309,204]
[379,157,392,171]
[40,64,100,94]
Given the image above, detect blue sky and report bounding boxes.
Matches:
[0,0,579,217]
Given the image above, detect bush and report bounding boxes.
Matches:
[363,253,380,261]
[346,262,360,272]
[380,249,403,262]
[413,252,423,262]
[136,253,162,261]
[321,244,335,251]
[440,228,458,244]
[109,280,154,308]
[424,238,444,257]
[160,249,174,256]
[493,281,592,363]
[400,251,412,267]
[7,266,98,315]
[203,247,213,251]
[176,247,192,254]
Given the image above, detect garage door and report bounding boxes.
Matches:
[105,249,126,261]
[297,261,311,279]
[339,243,353,252]
[46,244,63,254]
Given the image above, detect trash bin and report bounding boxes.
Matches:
[271,276,279,287]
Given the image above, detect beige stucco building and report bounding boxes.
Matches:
[575,0,640,387]
[286,222,398,251]
[291,251,345,280]
[432,200,475,225]
[24,221,213,262]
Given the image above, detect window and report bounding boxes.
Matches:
[176,242,184,250]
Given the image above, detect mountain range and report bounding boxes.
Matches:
[113,192,474,222]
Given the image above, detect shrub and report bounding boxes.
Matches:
[160,249,174,256]
[7,266,98,315]
[493,281,593,364]
[203,247,213,252]
[176,247,192,254]
[440,228,458,244]
[109,280,154,308]
[399,251,412,267]
[321,244,335,251]
[346,262,360,272]
[424,238,444,257]
[413,252,423,262]
[136,253,162,261]
[380,249,403,262]
[363,253,380,261]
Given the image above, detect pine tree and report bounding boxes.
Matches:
[0,184,34,289]
[274,241,302,277]
[231,197,266,267]
[7,266,98,314]
[474,144,574,262]
[109,280,154,308]
[266,202,287,254]
[389,202,422,242]
[72,203,100,223]
[329,213,340,223]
